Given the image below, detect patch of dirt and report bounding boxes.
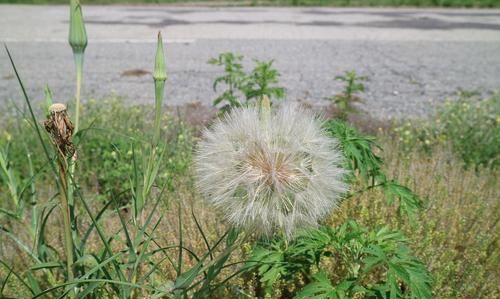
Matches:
[121,69,151,77]
[2,74,14,80]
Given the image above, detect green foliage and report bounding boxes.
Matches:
[208,52,247,113]
[244,59,285,103]
[250,221,432,299]
[0,146,23,218]
[1,98,193,210]
[295,271,353,299]
[395,92,500,169]
[327,70,367,120]
[325,120,422,219]
[209,52,285,114]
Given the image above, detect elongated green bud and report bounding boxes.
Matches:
[153,32,167,82]
[153,32,167,144]
[69,0,87,54]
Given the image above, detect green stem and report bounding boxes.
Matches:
[27,150,37,238]
[154,80,165,146]
[59,163,75,291]
[73,51,84,135]
[199,232,247,276]
[69,51,83,253]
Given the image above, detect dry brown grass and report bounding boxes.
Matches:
[330,134,499,299]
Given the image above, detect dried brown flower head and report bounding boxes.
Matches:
[44,103,75,158]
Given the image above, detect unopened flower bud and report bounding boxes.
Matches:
[153,32,167,82]
[69,0,88,54]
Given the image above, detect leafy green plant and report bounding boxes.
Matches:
[395,92,500,169]
[243,59,285,103]
[208,52,248,113]
[326,120,421,220]
[249,221,432,299]
[209,52,285,114]
[328,70,367,120]
[294,221,432,299]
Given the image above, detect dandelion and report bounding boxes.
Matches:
[194,104,348,237]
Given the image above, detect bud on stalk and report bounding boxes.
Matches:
[153,32,167,144]
[69,0,87,55]
[69,0,87,135]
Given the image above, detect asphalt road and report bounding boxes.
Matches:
[1,6,499,119]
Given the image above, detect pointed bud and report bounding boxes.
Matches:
[153,32,167,144]
[153,32,167,82]
[69,0,88,54]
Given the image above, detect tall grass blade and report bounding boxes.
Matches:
[191,208,213,260]
[3,45,59,180]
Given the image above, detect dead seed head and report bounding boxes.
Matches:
[49,103,67,113]
[45,103,75,158]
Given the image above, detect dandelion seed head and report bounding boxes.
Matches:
[194,104,348,238]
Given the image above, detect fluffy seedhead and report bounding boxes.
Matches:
[195,104,348,238]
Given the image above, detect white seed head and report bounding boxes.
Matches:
[194,104,349,238]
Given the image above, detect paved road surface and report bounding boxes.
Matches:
[1,6,499,119]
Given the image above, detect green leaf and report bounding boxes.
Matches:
[383,181,422,220]
[173,262,203,291]
[295,272,353,299]
[247,244,287,288]
[30,261,62,271]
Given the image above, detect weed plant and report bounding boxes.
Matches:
[326,70,368,121]
[208,52,285,114]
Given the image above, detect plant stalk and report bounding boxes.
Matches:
[58,162,75,288]
[73,51,84,135]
